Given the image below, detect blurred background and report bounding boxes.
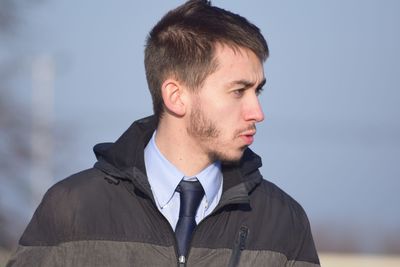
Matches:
[1,0,399,265]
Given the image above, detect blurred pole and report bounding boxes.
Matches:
[30,54,55,207]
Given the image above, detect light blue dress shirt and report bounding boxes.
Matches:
[144,131,223,230]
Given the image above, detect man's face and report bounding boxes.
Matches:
[186,45,265,163]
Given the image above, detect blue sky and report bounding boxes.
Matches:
[6,0,400,252]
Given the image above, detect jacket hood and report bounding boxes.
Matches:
[93,115,263,198]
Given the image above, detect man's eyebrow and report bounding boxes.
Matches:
[228,78,266,89]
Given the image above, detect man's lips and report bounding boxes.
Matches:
[239,131,256,145]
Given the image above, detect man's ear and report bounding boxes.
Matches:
[161,79,187,117]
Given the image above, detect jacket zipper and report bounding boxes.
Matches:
[150,200,184,267]
[148,197,182,267]
[227,226,249,267]
[122,180,182,266]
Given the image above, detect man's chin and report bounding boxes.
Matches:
[210,147,247,165]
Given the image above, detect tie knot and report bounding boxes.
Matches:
[177,179,204,193]
[177,180,204,218]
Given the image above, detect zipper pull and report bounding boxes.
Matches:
[238,226,249,250]
[227,226,249,267]
[178,255,186,267]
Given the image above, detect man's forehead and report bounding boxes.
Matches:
[214,43,256,58]
[213,44,264,70]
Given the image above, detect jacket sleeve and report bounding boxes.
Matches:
[289,210,320,266]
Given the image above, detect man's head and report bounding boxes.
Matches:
[144,0,269,120]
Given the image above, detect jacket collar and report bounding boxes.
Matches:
[93,115,156,196]
[93,115,263,205]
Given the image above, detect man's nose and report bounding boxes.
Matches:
[244,97,264,123]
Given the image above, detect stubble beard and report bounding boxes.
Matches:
[187,102,245,164]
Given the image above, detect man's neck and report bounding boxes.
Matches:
[155,117,212,177]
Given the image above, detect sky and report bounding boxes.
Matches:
[5,0,400,253]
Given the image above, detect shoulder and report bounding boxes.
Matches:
[45,168,116,203]
[248,178,319,263]
[38,168,115,214]
[257,179,307,217]
[250,178,312,233]
[20,168,115,246]
[53,167,108,190]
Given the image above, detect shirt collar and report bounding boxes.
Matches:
[144,131,222,208]
[186,161,221,208]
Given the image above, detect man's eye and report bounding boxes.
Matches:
[233,89,245,97]
[256,87,264,96]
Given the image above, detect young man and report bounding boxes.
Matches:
[8,1,320,266]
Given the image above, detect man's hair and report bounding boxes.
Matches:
[144,0,269,119]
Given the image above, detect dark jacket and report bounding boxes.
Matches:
[8,116,320,267]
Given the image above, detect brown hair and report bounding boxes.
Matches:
[144,0,269,119]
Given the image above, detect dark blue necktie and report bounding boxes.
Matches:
[175,180,205,263]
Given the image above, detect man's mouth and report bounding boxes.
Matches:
[239,130,256,145]
[240,135,254,145]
